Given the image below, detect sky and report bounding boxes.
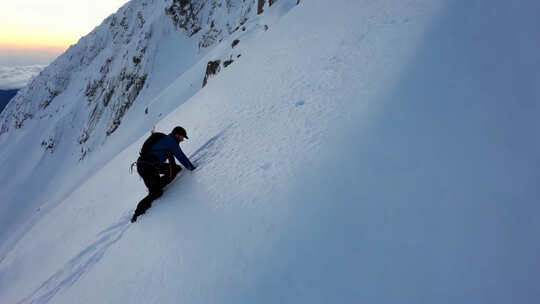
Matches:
[0,0,128,89]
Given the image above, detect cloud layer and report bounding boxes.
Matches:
[0,65,46,90]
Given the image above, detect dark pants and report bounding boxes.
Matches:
[133,160,181,220]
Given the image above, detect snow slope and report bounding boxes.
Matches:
[1,0,540,303]
[0,0,296,262]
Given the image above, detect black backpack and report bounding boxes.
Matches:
[140,132,167,162]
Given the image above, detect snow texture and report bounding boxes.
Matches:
[1,0,539,303]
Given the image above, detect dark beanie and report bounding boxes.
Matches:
[171,126,188,139]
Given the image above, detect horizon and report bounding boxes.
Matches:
[0,0,128,89]
[0,0,128,51]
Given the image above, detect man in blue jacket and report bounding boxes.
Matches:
[131,126,196,223]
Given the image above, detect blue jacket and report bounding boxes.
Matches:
[150,134,196,171]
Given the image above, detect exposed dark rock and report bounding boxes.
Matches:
[199,28,222,49]
[258,0,277,14]
[100,58,113,74]
[165,0,205,36]
[232,39,240,48]
[223,59,234,68]
[202,60,221,87]
[78,131,89,144]
[41,136,55,153]
[85,79,103,98]
[257,0,266,14]
[106,73,147,136]
[102,88,115,107]
[82,28,150,144]
[137,11,145,28]
[79,147,90,161]
[14,113,33,129]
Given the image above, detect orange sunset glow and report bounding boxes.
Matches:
[0,0,128,57]
[1,20,83,50]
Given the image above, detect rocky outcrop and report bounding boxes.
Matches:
[75,4,153,159]
[257,0,278,14]
[202,60,221,87]
[165,0,205,36]
[0,0,297,161]
[166,0,256,51]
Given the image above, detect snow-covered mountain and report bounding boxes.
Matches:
[1,0,539,303]
[0,0,298,257]
[0,0,286,154]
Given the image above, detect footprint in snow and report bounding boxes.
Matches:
[260,162,272,170]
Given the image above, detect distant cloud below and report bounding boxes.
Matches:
[0,65,46,90]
